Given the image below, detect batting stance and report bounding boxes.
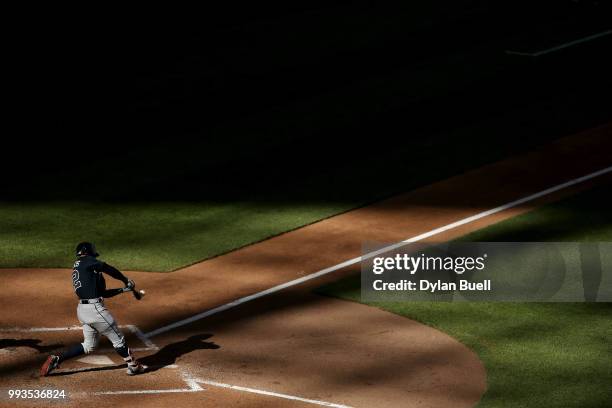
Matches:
[40,242,146,376]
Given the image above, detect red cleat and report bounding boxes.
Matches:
[40,355,60,377]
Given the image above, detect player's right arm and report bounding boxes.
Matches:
[102,287,125,298]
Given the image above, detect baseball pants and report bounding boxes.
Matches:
[76,299,126,353]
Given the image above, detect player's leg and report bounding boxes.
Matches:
[40,317,99,376]
[92,303,147,375]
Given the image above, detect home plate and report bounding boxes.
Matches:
[77,355,115,365]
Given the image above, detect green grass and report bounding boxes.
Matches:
[0,201,349,271]
[318,183,612,407]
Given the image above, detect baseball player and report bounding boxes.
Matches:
[40,242,147,376]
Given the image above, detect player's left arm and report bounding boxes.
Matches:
[100,262,132,286]
[99,262,141,299]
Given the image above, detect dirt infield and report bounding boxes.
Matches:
[1,124,611,407]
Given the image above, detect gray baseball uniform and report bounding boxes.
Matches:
[72,255,128,353]
[40,244,146,377]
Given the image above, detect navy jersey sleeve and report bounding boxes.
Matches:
[99,262,129,285]
[102,288,124,298]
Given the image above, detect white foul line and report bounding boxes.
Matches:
[196,379,352,408]
[144,165,612,338]
[506,29,612,57]
[126,324,157,349]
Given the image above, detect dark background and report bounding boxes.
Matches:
[4,1,611,201]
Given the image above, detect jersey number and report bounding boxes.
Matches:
[72,261,82,291]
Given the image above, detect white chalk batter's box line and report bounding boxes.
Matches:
[0,324,157,352]
[1,325,352,407]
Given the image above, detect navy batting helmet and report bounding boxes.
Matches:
[76,242,99,257]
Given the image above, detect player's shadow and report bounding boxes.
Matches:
[49,364,126,376]
[140,333,220,373]
[47,334,219,377]
[0,338,63,353]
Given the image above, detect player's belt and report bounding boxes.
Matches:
[79,297,103,304]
